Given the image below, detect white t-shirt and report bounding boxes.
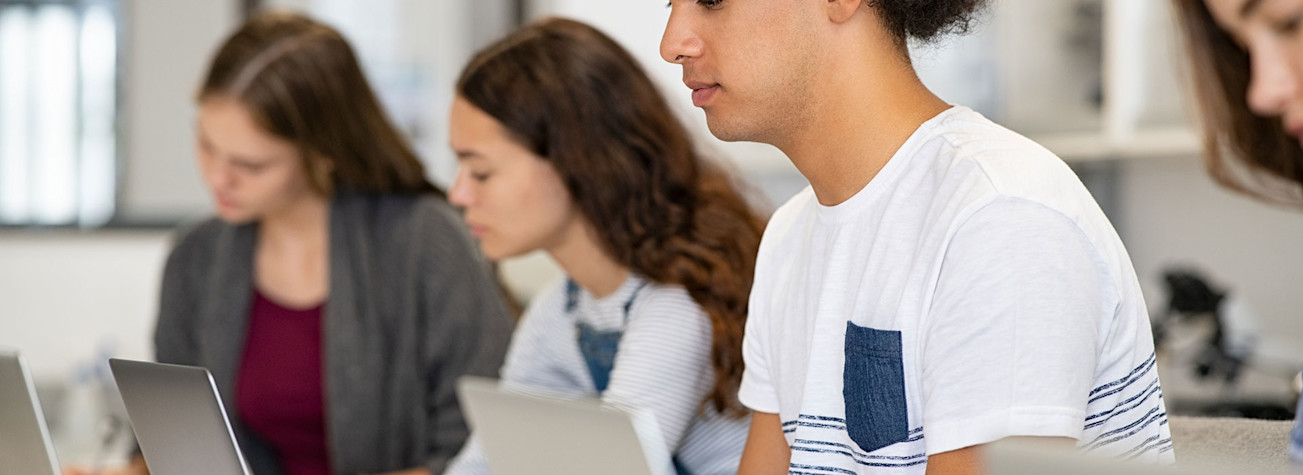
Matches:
[738,106,1173,474]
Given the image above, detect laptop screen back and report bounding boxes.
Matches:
[109,358,250,475]
[0,351,61,475]
[457,376,674,475]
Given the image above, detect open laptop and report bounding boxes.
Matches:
[0,350,61,475]
[108,358,251,475]
[456,376,675,475]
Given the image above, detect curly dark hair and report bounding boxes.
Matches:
[868,0,990,46]
[458,18,766,417]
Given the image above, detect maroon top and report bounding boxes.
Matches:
[237,289,331,475]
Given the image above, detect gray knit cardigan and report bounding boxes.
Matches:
[153,192,513,474]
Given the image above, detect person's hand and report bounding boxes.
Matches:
[63,454,149,475]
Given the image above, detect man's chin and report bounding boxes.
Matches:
[704,113,755,143]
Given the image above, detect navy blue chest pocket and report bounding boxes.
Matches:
[843,322,909,453]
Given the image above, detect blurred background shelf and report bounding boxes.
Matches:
[1031,127,1202,163]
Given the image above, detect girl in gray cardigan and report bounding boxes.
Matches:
[104,13,512,475]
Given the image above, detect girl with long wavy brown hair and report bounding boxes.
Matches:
[444,17,765,474]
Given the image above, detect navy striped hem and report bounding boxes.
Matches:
[1125,437,1172,460]
[783,415,923,427]
[791,446,929,468]
[1087,377,1160,422]
[1119,435,1161,457]
[1085,380,1163,430]
[1090,353,1156,397]
[782,415,921,429]
[1087,410,1169,450]
[785,421,847,433]
[784,416,846,431]
[799,414,850,423]
[790,463,859,475]
[1089,357,1158,405]
[1090,406,1159,443]
[794,439,926,461]
[781,415,924,436]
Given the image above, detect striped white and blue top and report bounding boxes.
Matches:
[447,275,749,474]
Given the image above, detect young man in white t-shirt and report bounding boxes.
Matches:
[660,1,1172,474]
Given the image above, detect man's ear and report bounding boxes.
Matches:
[827,0,863,24]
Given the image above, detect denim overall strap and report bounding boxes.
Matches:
[570,279,646,393]
[568,279,690,474]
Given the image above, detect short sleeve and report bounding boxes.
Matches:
[737,261,779,414]
[920,196,1116,455]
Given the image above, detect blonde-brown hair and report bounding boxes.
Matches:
[1172,0,1303,204]
[199,11,439,196]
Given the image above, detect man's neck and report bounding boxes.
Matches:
[775,45,950,207]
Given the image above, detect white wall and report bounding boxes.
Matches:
[1119,157,1303,339]
[118,0,238,221]
[0,231,169,381]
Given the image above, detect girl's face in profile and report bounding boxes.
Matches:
[1206,0,1303,146]
[195,96,319,224]
[447,96,581,260]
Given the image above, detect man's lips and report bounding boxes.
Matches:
[685,80,720,107]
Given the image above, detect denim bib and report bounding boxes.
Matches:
[565,279,691,475]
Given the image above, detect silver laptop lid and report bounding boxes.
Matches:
[0,350,61,475]
[108,358,250,475]
[457,376,674,475]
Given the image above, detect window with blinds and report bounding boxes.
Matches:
[0,0,118,227]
